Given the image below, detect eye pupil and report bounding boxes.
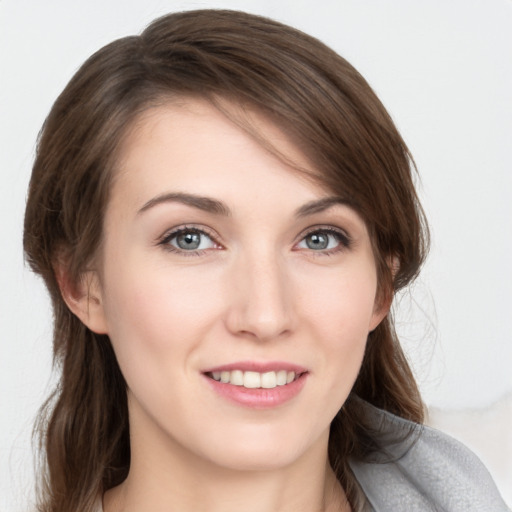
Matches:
[177,231,201,250]
[306,233,329,250]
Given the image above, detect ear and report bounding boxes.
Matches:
[368,255,399,332]
[54,263,109,334]
[368,297,391,332]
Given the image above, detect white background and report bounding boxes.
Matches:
[1,1,511,509]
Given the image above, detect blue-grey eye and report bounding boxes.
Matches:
[298,231,341,251]
[168,229,216,251]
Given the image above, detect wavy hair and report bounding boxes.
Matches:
[23,9,429,511]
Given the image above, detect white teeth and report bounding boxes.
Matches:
[210,370,298,388]
[261,371,277,388]
[276,370,287,386]
[244,371,261,388]
[231,370,244,386]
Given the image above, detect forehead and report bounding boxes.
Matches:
[110,99,330,209]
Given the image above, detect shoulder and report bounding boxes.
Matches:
[348,399,509,512]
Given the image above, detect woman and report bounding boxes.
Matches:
[23,9,507,512]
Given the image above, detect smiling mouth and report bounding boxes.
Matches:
[205,370,304,389]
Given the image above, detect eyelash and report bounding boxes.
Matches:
[296,226,352,256]
[157,225,352,256]
[158,225,222,256]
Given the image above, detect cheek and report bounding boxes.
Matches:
[99,261,223,375]
[300,264,378,338]
[298,265,377,387]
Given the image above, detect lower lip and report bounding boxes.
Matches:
[203,373,308,409]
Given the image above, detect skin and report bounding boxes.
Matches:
[65,99,389,512]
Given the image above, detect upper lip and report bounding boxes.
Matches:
[202,361,308,374]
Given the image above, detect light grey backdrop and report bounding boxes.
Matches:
[1,1,511,510]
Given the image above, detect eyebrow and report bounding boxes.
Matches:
[295,196,353,217]
[138,192,231,216]
[137,192,351,218]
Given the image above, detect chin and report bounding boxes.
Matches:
[196,428,323,472]
[207,447,302,472]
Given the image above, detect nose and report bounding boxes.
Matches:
[224,250,296,342]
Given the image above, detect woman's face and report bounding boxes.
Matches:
[88,99,387,472]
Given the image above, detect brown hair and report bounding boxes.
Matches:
[24,9,428,511]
